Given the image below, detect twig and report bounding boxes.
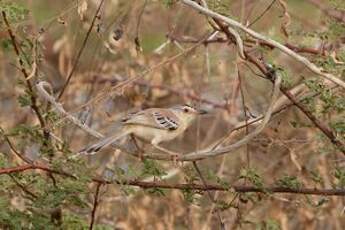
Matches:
[0,126,33,164]
[237,65,250,167]
[9,174,38,199]
[181,69,282,160]
[74,32,214,111]
[0,164,76,178]
[168,34,325,55]
[248,0,277,27]
[180,0,345,89]
[1,11,46,130]
[91,76,228,110]
[36,81,138,159]
[277,0,291,38]
[192,161,224,228]
[278,85,345,155]
[57,0,105,100]
[89,183,102,230]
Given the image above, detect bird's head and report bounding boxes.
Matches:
[171,104,207,125]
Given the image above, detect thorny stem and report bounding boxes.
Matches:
[2,164,345,196]
[1,12,47,133]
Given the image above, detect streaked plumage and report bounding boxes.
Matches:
[80,104,206,155]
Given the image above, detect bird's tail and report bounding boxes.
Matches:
[71,128,130,158]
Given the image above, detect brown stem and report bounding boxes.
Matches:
[192,161,224,227]
[57,0,105,100]
[1,164,345,196]
[89,183,102,230]
[1,11,46,130]
[211,16,345,155]
[279,86,345,154]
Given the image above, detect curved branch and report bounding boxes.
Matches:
[226,26,245,59]
[36,81,139,158]
[180,0,345,89]
[36,79,281,161]
[181,72,282,160]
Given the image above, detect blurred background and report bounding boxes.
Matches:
[0,0,344,229]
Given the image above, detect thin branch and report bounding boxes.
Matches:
[36,81,138,159]
[69,32,214,112]
[0,126,33,164]
[89,183,102,230]
[245,54,345,154]
[248,0,277,27]
[57,0,105,100]
[90,76,228,110]
[1,164,345,196]
[192,162,224,227]
[168,34,325,56]
[9,174,37,199]
[1,11,46,130]
[278,84,345,154]
[0,164,76,178]
[237,65,250,167]
[180,0,345,89]
[181,69,282,160]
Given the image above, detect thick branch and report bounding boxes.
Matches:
[180,0,345,89]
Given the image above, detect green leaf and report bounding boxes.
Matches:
[0,2,29,26]
[334,168,345,188]
[141,159,167,178]
[276,175,302,189]
[18,94,32,107]
[239,168,264,189]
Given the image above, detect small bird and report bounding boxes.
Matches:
[80,104,207,160]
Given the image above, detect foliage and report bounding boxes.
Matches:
[275,175,302,189]
[239,168,264,189]
[0,0,344,228]
[0,1,28,26]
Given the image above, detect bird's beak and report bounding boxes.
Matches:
[198,109,207,115]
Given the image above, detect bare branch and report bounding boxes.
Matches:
[180,0,345,89]
[58,0,105,100]
[89,183,102,230]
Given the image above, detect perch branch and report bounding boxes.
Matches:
[1,164,345,196]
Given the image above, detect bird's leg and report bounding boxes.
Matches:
[152,144,181,165]
[130,134,144,160]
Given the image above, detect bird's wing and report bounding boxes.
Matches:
[122,108,179,130]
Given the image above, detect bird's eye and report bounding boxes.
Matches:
[183,108,189,113]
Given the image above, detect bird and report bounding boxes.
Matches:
[79,104,207,160]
